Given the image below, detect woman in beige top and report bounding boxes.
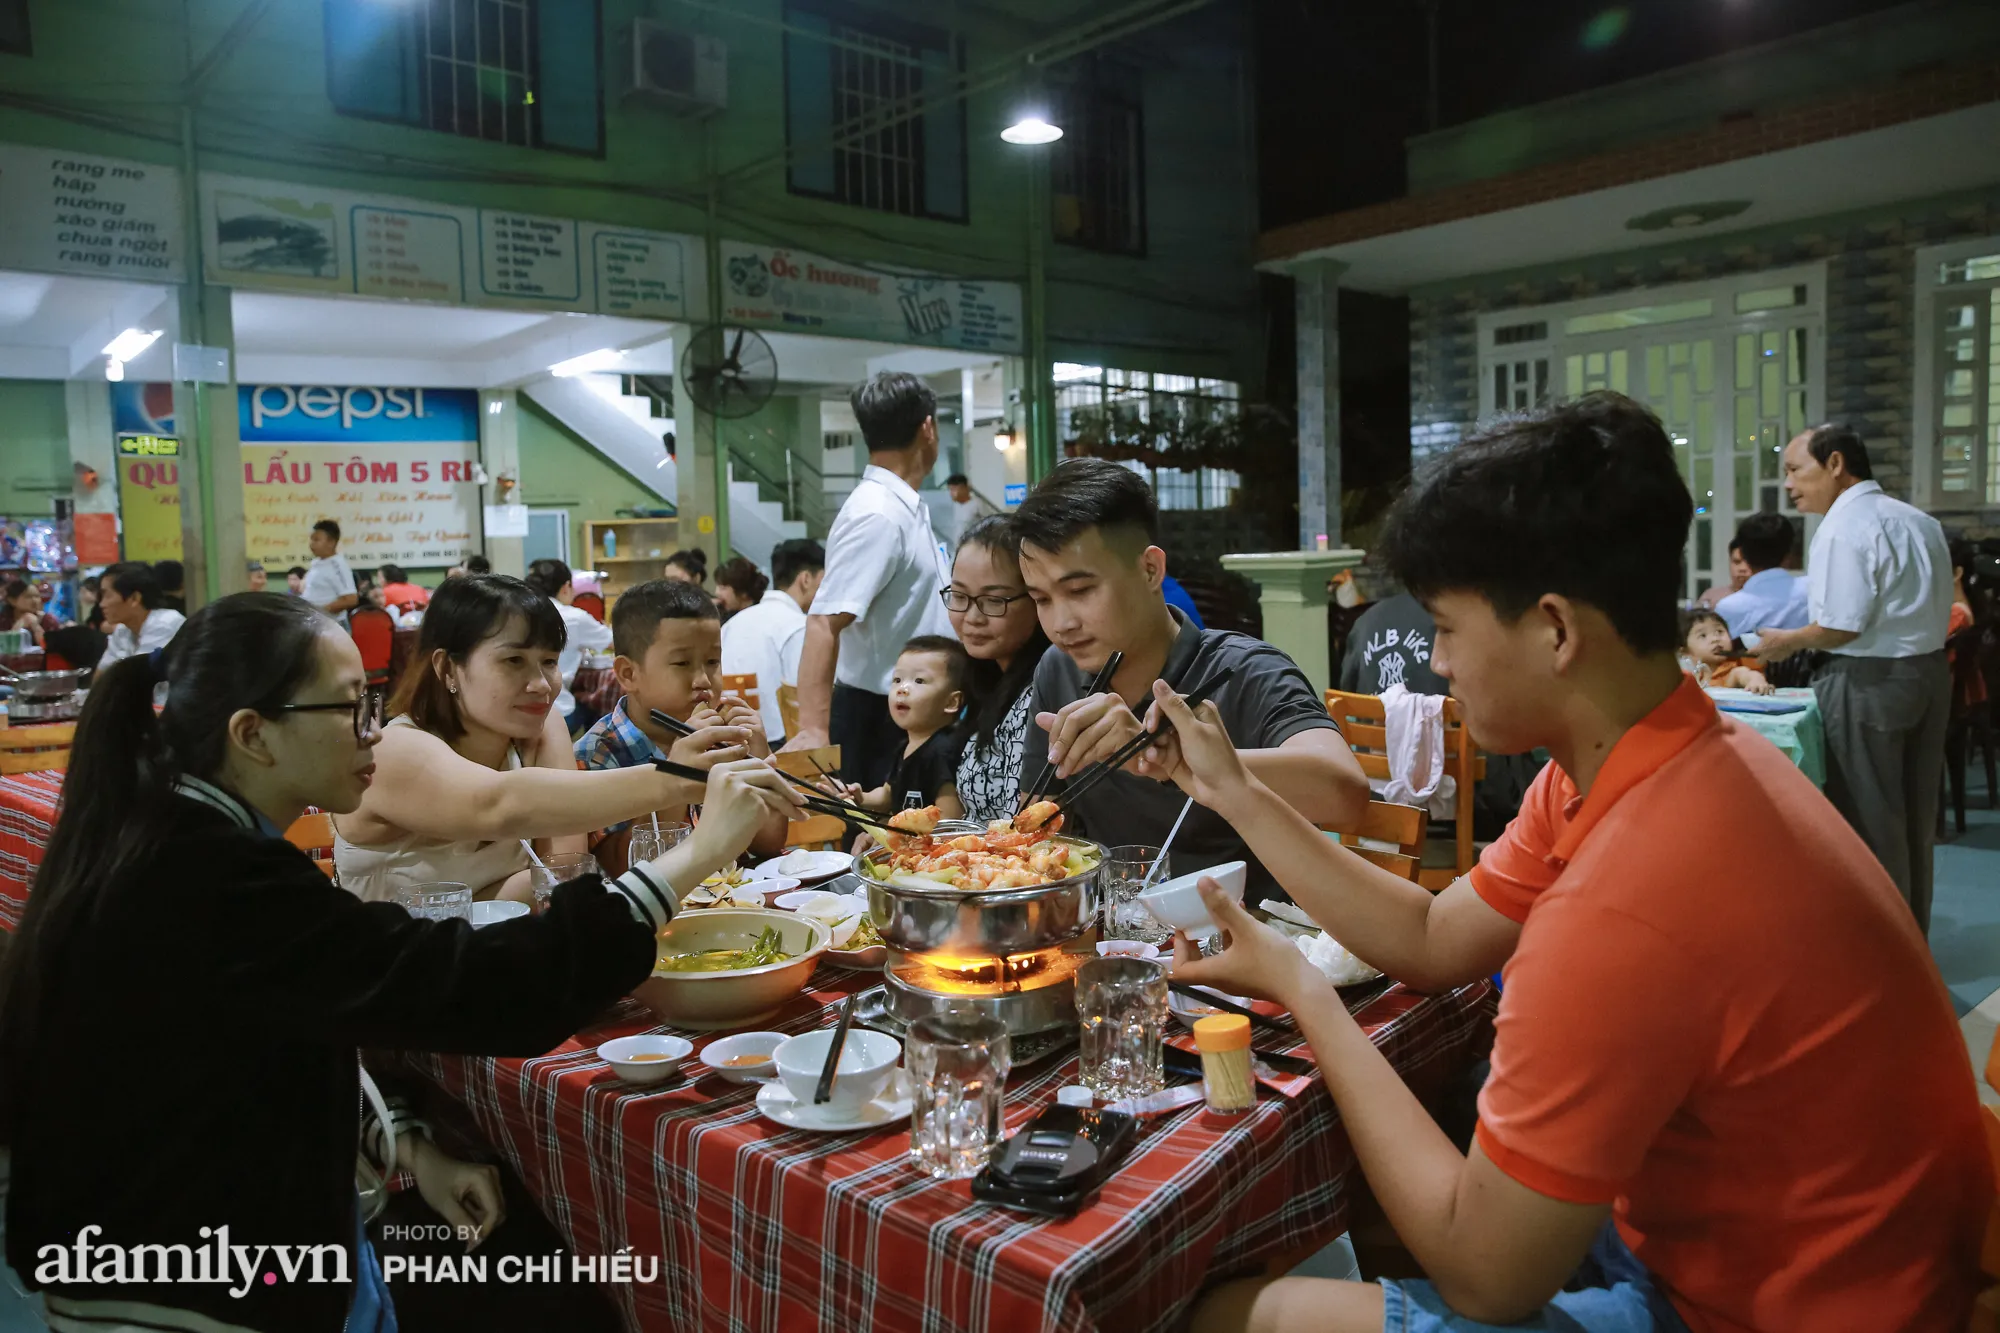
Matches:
[335,576,753,903]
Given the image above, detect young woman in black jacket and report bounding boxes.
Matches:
[0,593,800,1333]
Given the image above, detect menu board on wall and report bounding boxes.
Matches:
[202,172,693,319]
[719,241,1022,354]
[0,143,186,282]
[238,385,481,569]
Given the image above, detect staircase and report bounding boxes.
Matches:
[522,374,806,573]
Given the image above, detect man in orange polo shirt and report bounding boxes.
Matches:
[1152,393,1988,1332]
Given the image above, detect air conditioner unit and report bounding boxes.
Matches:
[628,21,727,115]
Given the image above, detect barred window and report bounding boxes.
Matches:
[1050,60,1146,256]
[325,0,603,156]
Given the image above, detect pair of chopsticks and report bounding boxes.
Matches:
[1168,981,1295,1037]
[649,752,888,834]
[815,992,859,1104]
[1056,666,1237,808]
[1020,650,1123,803]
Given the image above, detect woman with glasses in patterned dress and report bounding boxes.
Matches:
[940,517,1053,824]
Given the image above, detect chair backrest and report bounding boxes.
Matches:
[777,683,801,741]
[0,722,74,775]
[719,673,761,710]
[1327,799,1428,857]
[784,813,848,851]
[1350,845,1422,882]
[349,607,397,676]
[574,590,606,623]
[285,812,335,855]
[1948,623,1988,716]
[772,745,843,783]
[1326,688,1483,886]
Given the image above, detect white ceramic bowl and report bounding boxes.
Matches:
[752,876,802,906]
[772,1028,901,1114]
[698,1030,787,1084]
[631,909,831,1031]
[470,900,530,929]
[1136,860,1247,940]
[597,1034,693,1085]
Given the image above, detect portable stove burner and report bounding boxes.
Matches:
[879,941,1094,1035]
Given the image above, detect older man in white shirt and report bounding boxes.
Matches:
[782,372,955,785]
[95,561,186,672]
[1757,424,1952,929]
[721,538,823,745]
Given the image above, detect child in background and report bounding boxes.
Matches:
[859,636,969,818]
[1681,607,1773,694]
[575,579,786,874]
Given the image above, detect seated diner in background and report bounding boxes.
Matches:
[1713,510,1807,641]
[1015,458,1368,899]
[575,578,784,877]
[94,560,186,671]
[377,562,432,614]
[0,591,800,1333]
[945,515,1053,825]
[333,575,723,903]
[1164,392,1988,1333]
[720,537,824,747]
[525,557,615,735]
[1,578,60,645]
[1678,607,1772,693]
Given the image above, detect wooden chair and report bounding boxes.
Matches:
[772,745,843,783]
[349,606,397,690]
[719,672,761,711]
[1326,689,1484,891]
[573,590,606,623]
[0,723,75,775]
[784,813,848,851]
[284,812,338,878]
[1322,800,1428,883]
[777,683,800,742]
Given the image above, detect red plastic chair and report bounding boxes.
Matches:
[349,607,397,689]
[573,591,605,623]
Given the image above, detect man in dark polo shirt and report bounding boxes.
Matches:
[1015,459,1368,898]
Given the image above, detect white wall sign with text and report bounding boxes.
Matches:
[0,143,186,282]
[720,241,1022,354]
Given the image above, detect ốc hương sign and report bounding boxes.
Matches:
[239,385,481,569]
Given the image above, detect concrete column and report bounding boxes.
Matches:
[672,326,723,569]
[1290,258,1348,551]
[1219,547,1364,696]
[173,283,246,604]
[64,381,117,519]
[480,389,525,578]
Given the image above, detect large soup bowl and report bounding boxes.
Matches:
[631,908,830,1031]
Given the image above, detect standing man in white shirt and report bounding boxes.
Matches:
[300,520,359,626]
[721,538,824,747]
[525,558,616,734]
[95,562,186,670]
[783,372,956,785]
[945,473,993,548]
[1756,424,1952,929]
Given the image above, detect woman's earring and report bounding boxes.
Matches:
[448,681,458,695]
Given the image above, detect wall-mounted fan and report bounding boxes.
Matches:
[679,324,778,419]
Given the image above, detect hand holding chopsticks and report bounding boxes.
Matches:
[1055,667,1236,807]
[1020,650,1122,803]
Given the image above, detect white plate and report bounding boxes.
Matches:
[755,1069,912,1131]
[751,850,850,883]
[1167,984,1255,1028]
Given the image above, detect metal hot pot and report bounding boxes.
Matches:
[854,829,1103,1035]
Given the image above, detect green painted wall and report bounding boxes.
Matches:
[0,381,70,519]
[517,397,661,566]
[0,0,1261,386]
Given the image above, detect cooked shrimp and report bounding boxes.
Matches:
[888,805,941,836]
[1014,800,1061,833]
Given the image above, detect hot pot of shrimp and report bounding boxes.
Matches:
[854,801,1104,957]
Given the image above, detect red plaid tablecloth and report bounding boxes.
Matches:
[0,769,63,932]
[574,665,624,718]
[406,970,1495,1333]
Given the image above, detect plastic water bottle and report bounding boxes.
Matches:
[603,529,617,559]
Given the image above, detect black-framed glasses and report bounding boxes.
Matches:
[275,691,382,741]
[940,588,1032,618]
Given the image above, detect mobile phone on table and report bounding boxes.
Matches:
[970,1104,1138,1218]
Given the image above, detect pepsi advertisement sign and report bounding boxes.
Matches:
[239,385,480,442]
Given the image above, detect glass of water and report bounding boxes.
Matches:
[395,882,472,922]
[530,852,600,914]
[1075,956,1168,1101]
[907,1012,1012,1179]
[1101,844,1170,946]
[627,822,691,869]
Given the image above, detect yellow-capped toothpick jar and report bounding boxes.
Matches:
[1192,1013,1254,1114]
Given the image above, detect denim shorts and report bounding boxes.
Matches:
[1381,1222,1689,1333]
